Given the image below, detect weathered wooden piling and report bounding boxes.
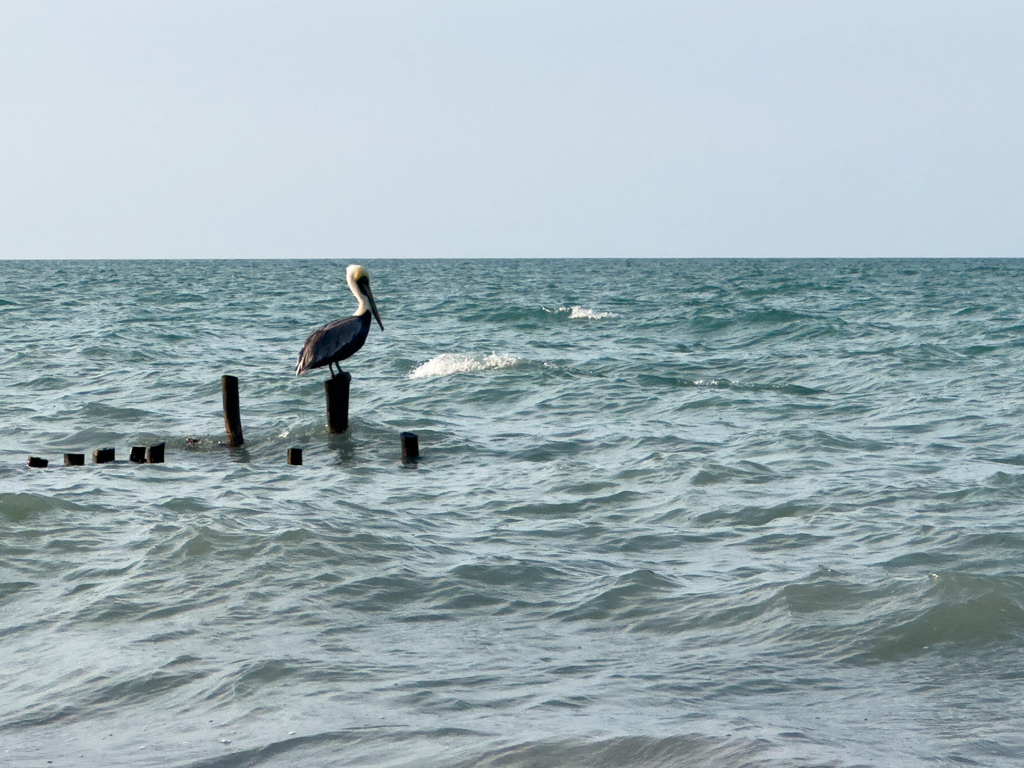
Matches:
[147,443,165,464]
[222,375,244,447]
[27,456,48,468]
[288,447,303,465]
[325,373,351,434]
[130,446,147,463]
[64,453,85,466]
[401,432,419,462]
[93,448,115,464]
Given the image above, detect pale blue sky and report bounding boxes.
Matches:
[2,1,1022,259]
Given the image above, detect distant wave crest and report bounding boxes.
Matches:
[569,305,618,319]
[410,352,519,379]
[544,305,619,319]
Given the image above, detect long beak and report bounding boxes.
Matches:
[364,283,384,332]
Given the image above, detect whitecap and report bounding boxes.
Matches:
[409,353,519,379]
[562,305,619,319]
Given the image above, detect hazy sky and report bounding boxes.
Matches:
[2,1,1022,260]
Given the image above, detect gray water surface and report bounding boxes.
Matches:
[2,258,1023,767]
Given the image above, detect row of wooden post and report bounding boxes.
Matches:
[27,444,164,468]
[25,376,417,468]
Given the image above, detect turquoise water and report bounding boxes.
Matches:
[2,258,1023,767]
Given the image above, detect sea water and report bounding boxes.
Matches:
[1,258,1023,767]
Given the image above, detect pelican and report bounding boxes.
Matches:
[296,264,384,378]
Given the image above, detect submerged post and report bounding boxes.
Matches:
[130,446,146,463]
[147,443,165,464]
[27,456,48,468]
[64,453,85,466]
[288,447,303,465]
[222,375,244,447]
[93,448,115,464]
[325,373,351,434]
[401,432,419,463]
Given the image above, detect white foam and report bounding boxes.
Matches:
[409,353,519,379]
[559,305,619,319]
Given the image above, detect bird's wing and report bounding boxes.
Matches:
[296,316,362,375]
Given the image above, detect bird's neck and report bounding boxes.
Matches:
[353,293,369,316]
[348,274,368,316]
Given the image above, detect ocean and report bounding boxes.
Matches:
[1,258,1023,767]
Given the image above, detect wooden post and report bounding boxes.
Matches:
[222,375,244,447]
[93,448,115,464]
[325,373,351,434]
[287,447,303,465]
[27,456,48,468]
[147,443,165,464]
[130,446,146,463]
[401,432,419,462]
[64,453,85,466]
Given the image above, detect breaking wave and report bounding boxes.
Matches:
[545,305,620,319]
[409,353,520,379]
